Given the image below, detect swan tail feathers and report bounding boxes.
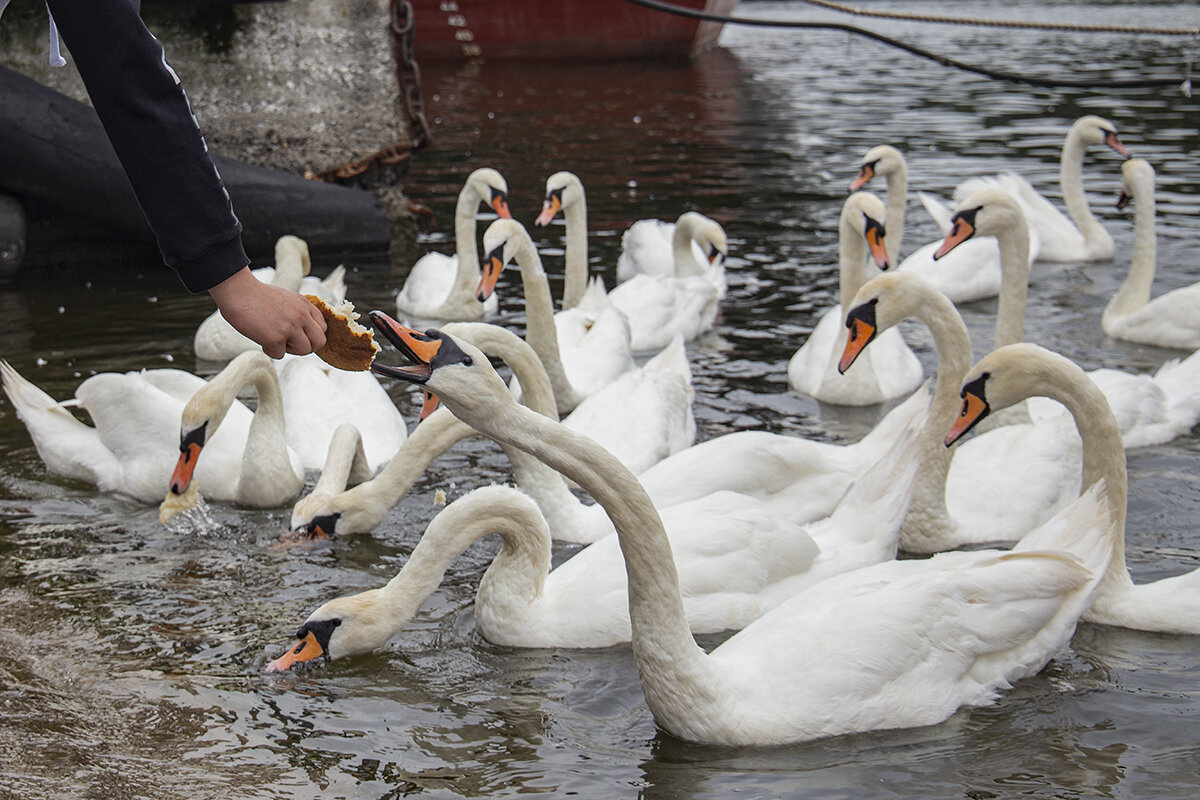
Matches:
[917,191,954,234]
[322,265,349,301]
[1153,349,1200,431]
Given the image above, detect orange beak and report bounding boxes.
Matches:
[934,215,975,260]
[167,440,202,495]
[492,191,513,220]
[368,311,442,384]
[419,390,441,421]
[1104,130,1131,159]
[534,193,562,227]
[475,248,505,302]
[266,630,325,673]
[849,162,875,192]
[865,222,890,270]
[945,390,990,446]
[839,316,877,374]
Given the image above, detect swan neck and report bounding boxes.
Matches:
[1041,365,1130,588]
[839,225,874,306]
[452,188,485,297]
[478,400,707,683]
[1107,188,1157,317]
[906,292,973,543]
[993,227,1031,349]
[1059,132,1103,243]
[672,225,706,279]
[561,198,589,310]
[514,240,579,412]
[884,169,907,264]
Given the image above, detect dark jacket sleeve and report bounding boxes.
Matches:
[46,0,249,292]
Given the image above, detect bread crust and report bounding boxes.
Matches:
[305,295,380,371]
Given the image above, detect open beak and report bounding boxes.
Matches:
[266,630,325,673]
[534,192,562,227]
[945,388,991,446]
[1104,130,1131,159]
[474,245,504,303]
[368,311,439,384]
[849,162,875,192]
[934,215,975,260]
[839,315,877,374]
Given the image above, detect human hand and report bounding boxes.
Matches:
[208,267,327,358]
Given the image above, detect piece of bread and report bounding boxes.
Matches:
[305,294,380,371]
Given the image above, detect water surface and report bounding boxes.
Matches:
[1,1,1198,797]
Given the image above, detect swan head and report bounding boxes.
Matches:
[266,590,395,671]
[369,312,509,425]
[933,188,1024,260]
[839,271,932,374]
[674,212,728,266]
[841,192,890,269]
[475,218,535,302]
[1071,115,1131,159]
[463,167,514,221]
[849,145,904,192]
[274,235,312,278]
[534,170,583,227]
[945,342,1077,446]
[1116,157,1154,210]
[166,350,271,497]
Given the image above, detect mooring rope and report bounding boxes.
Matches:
[619,0,1196,92]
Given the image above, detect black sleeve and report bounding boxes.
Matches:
[46,0,249,292]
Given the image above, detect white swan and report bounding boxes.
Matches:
[393,167,512,325]
[163,350,304,511]
[615,211,729,300]
[948,342,1200,635]
[850,144,1039,304]
[193,235,347,363]
[952,115,1131,263]
[354,317,1114,746]
[839,271,1081,554]
[1101,157,1200,350]
[939,187,1200,449]
[289,317,930,543]
[788,191,923,406]
[475,218,636,415]
[1,360,252,504]
[273,353,408,472]
[605,213,729,354]
[269,409,925,664]
[532,169,595,310]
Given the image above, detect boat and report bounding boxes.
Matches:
[410,0,739,62]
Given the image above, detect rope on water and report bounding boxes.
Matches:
[618,0,1196,93]
[795,0,1199,37]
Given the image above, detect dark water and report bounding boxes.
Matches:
[2,1,1199,797]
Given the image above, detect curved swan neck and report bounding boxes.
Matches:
[511,236,580,413]
[459,396,706,684]
[1106,177,1157,318]
[1060,128,1105,246]
[992,225,1031,349]
[452,185,486,300]
[335,408,473,529]
[671,219,706,279]
[1034,360,1129,587]
[883,166,908,265]
[561,190,589,310]
[904,290,973,544]
[839,220,873,306]
[372,490,552,644]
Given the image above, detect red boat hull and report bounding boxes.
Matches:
[411,0,739,62]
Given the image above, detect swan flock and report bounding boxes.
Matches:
[5,114,1198,748]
